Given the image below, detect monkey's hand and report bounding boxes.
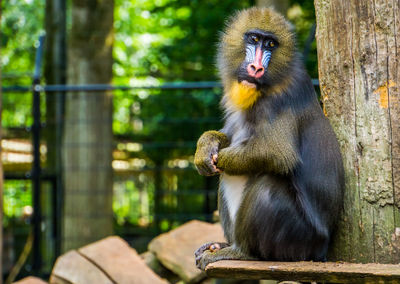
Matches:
[194,130,229,176]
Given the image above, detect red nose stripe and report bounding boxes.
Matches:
[247,47,265,78]
[254,47,263,67]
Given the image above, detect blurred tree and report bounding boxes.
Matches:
[62,0,114,252]
[44,0,66,173]
[256,0,289,15]
[287,0,317,78]
[112,1,253,231]
[113,0,253,85]
[44,0,66,256]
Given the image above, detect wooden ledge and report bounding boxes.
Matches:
[205,260,400,283]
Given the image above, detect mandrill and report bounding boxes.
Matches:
[194,7,344,270]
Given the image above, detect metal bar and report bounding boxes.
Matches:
[33,36,45,80]
[4,173,56,180]
[2,79,320,93]
[45,0,67,259]
[1,86,31,92]
[31,34,45,274]
[42,81,222,91]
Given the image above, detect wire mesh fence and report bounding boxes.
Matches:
[2,34,320,279]
[2,78,224,278]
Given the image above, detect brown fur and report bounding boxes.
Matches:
[217,7,295,91]
[194,7,344,270]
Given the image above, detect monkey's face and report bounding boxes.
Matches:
[218,8,295,91]
[238,29,279,87]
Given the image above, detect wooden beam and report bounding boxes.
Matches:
[205,260,400,283]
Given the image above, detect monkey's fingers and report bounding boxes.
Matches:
[195,157,219,176]
[197,164,217,176]
[195,242,229,258]
[195,242,215,259]
[195,242,230,269]
[212,153,218,164]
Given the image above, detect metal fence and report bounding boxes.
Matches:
[2,35,319,279]
[2,36,225,279]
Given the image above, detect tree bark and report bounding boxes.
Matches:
[315,0,400,263]
[44,0,66,170]
[62,0,114,252]
[44,0,66,258]
[256,0,289,16]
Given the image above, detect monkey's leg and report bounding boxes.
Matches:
[235,174,329,261]
[195,244,257,270]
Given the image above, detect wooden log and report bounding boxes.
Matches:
[149,220,225,283]
[13,277,47,284]
[206,260,400,283]
[50,236,168,284]
[314,0,400,263]
[78,236,168,284]
[50,250,113,284]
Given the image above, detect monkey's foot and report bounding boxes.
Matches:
[195,242,229,269]
[195,244,258,270]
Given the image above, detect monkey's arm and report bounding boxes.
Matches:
[194,130,230,176]
[216,127,299,175]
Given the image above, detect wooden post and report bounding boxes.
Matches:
[314,0,400,263]
[62,0,114,251]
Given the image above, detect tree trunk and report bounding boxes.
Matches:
[315,0,400,263]
[256,0,289,16]
[62,0,114,252]
[44,0,66,170]
[44,0,66,258]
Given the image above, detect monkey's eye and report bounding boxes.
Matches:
[250,35,259,43]
[266,40,277,48]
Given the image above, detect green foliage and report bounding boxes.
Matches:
[1,0,319,232]
[1,0,44,128]
[113,0,252,85]
[1,0,44,79]
[288,0,318,78]
[3,181,32,226]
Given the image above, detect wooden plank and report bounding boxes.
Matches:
[148,220,225,283]
[205,260,400,283]
[78,236,168,284]
[13,277,47,284]
[50,250,113,284]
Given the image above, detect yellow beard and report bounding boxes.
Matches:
[228,81,261,110]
